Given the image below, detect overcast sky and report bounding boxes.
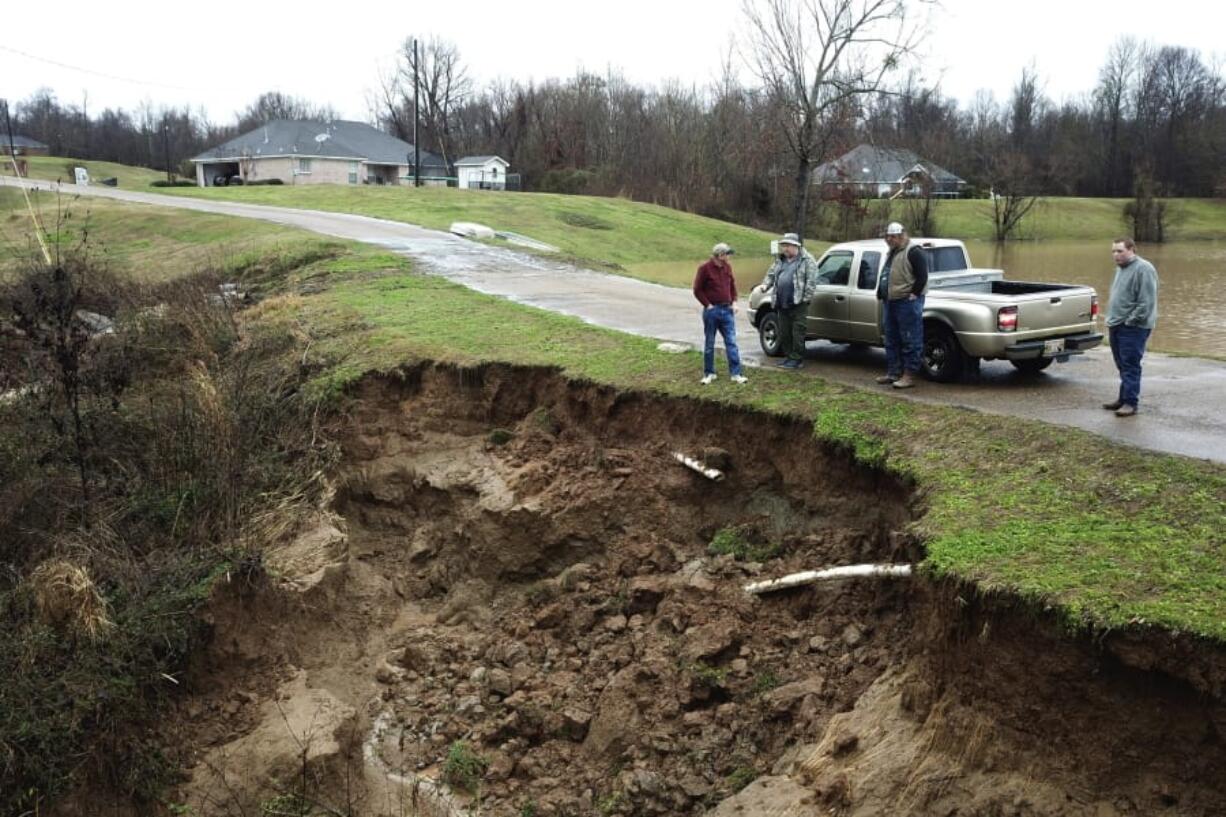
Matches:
[1,0,1215,124]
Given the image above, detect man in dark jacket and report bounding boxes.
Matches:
[693,242,748,385]
[875,222,929,389]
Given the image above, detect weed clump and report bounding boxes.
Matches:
[708,525,780,562]
[443,740,488,793]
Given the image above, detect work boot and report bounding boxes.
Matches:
[700,373,717,385]
[876,374,898,384]
[1102,400,1123,410]
[783,359,804,370]
[892,373,916,389]
[1114,404,1137,417]
[773,359,792,368]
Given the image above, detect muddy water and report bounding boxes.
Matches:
[971,240,1226,358]
[632,242,1226,358]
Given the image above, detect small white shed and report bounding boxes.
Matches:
[456,155,511,190]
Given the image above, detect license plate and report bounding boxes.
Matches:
[1043,339,1065,356]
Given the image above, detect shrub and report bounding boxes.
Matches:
[247,178,285,186]
[539,169,595,195]
[0,240,339,812]
[149,179,197,188]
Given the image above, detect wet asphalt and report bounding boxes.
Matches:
[5,176,1225,464]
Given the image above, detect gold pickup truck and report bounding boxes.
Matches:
[747,238,1104,381]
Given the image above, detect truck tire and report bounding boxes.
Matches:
[1010,357,1054,375]
[758,311,783,357]
[922,322,966,382]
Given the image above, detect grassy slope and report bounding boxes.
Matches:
[4,194,1224,640]
[5,155,168,188]
[1,188,295,280]
[164,183,780,269]
[913,196,1226,242]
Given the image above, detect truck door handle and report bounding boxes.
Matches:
[835,296,846,302]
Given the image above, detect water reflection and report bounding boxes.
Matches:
[971,240,1226,357]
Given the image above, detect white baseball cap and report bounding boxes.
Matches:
[884,222,906,236]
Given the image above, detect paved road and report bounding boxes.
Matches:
[6,176,1225,464]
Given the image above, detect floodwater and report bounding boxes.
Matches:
[630,241,1226,358]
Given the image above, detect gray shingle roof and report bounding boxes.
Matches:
[192,120,447,172]
[455,155,507,166]
[813,145,964,185]
[5,135,48,149]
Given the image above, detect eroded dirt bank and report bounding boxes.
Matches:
[79,362,1225,817]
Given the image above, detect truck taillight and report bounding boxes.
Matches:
[998,306,1018,332]
[1091,295,1099,317]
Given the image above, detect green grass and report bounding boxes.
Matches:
[160,182,779,270]
[0,189,312,280]
[927,196,1226,242]
[5,195,1226,643]
[5,155,168,188]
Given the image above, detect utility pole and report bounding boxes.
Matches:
[162,114,173,182]
[413,37,421,188]
[1,98,15,164]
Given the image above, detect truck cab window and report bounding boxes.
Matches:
[858,251,882,289]
[817,252,853,285]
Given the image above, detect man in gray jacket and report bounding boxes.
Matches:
[1102,237,1159,417]
[762,233,820,369]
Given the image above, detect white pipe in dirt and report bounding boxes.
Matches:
[744,563,913,595]
[672,452,725,482]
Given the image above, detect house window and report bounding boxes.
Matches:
[349,161,359,184]
[298,158,312,174]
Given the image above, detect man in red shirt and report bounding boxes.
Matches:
[693,243,748,385]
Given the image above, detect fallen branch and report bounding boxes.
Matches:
[744,563,913,595]
[672,452,724,482]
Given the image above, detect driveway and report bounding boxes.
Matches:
[5,176,1225,464]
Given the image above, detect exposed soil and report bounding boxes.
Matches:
[55,362,1226,816]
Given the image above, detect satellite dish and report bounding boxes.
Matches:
[315,133,331,143]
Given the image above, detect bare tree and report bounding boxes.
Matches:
[235,91,337,132]
[382,36,474,168]
[741,0,928,237]
[1094,37,1143,196]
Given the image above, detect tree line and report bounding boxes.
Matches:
[6,28,1223,234]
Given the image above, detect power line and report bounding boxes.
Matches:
[0,44,198,92]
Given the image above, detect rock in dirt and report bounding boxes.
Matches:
[765,676,827,714]
[682,621,740,663]
[627,575,669,614]
[842,623,866,648]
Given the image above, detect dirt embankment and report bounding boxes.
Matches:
[61,362,1226,817]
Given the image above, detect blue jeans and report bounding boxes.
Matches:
[883,297,924,375]
[1109,324,1151,407]
[703,305,743,375]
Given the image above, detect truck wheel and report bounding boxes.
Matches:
[922,323,966,383]
[1010,357,1054,375]
[758,311,783,357]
